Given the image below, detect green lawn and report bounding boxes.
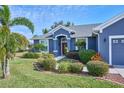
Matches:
[0,58,123,88]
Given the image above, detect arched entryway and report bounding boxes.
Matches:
[57,36,68,56]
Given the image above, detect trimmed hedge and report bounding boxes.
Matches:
[66,51,80,60]
[58,61,83,73]
[58,62,71,73]
[37,53,56,71]
[79,49,96,64]
[70,63,83,73]
[22,52,40,58]
[87,61,109,76]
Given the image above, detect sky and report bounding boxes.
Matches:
[9,5,124,40]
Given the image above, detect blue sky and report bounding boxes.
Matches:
[9,5,124,40]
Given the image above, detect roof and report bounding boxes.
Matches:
[31,33,52,40]
[94,13,124,33]
[31,23,101,40]
[68,23,101,38]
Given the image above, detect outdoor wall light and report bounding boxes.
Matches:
[104,38,106,42]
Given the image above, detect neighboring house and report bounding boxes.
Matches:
[32,13,124,66]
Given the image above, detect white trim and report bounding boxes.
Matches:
[55,34,70,40]
[109,35,124,65]
[94,13,124,33]
[86,38,88,50]
[47,39,49,52]
[97,34,100,52]
[50,25,75,34]
[75,38,78,50]
[61,38,63,56]
[53,50,58,52]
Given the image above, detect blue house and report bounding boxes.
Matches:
[32,13,124,66]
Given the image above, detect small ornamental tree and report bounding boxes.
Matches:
[75,39,86,50]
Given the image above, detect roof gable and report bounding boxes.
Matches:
[49,25,75,34]
[94,13,124,33]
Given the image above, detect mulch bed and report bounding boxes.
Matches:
[96,73,124,85]
[81,72,124,85]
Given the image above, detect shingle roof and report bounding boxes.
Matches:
[68,23,101,38]
[31,23,101,40]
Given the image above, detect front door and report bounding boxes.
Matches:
[62,42,67,55]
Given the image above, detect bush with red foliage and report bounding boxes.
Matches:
[91,53,103,61]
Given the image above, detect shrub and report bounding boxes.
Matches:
[58,62,71,73]
[66,51,80,60]
[87,61,109,76]
[43,58,56,71]
[91,53,102,61]
[40,53,54,59]
[79,49,96,64]
[22,52,40,58]
[37,53,56,71]
[70,63,83,73]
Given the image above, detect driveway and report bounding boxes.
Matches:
[114,68,124,78]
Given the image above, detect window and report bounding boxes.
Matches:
[75,38,86,50]
[40,40,48,52]
[121,39,124,43]
[113,40,118,43]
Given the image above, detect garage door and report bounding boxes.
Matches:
[112,38,124,65]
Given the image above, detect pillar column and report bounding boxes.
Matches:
[53,39,58,56]
[67,38,71,52]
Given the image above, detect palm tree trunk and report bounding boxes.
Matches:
[3,56,10,79]
[1,60,4,70]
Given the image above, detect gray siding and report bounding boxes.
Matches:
[70,38,76,51]
[88,37,97,51]
[99,18,124,64]
[49,39,53,53]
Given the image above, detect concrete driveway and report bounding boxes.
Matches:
[114,68,124,78]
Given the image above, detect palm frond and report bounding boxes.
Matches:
[0,5,10,24]
[0,26,10,48]
[12,32,29,47]
[9,17,34,33]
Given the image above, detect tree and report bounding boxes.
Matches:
[40,21,74,35]
[50,20,74,30]
[42,28,49,34]
[75,39,86,50]
[0,5,34,78]
[33,43,46,51]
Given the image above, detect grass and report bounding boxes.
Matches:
[0,57,123,88]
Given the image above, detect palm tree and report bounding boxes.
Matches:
[0,5,34,78]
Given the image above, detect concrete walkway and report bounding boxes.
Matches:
[55,56,65,61]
